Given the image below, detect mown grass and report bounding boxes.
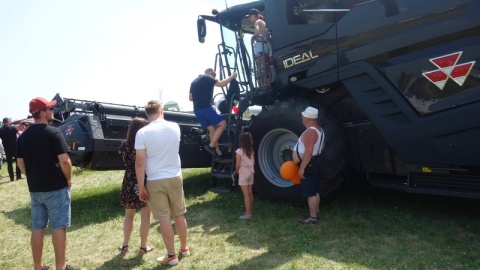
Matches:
[0,164,479,269]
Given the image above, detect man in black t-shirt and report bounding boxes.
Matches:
[17,97,79,270]
[0,117,21,181]
[189,68,237,157]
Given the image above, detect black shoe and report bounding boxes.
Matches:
[204,145,220,157]
[299,217,318,225]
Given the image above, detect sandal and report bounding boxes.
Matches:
[139,245,154,254]
[118,245,129,252]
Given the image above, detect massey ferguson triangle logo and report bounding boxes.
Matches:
[65,125,74,136]
[422,51,475,90]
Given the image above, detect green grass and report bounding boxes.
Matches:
[1,164,479,269]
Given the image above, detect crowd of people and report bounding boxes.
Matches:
[0,77,325,270]
[2,9,323,265]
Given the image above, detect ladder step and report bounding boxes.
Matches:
[211,172,233,179]
[214,158,233,163]
[211,187,233,193]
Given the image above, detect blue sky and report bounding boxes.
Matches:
[0,0,249,120]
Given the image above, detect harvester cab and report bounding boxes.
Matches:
[197,0,480,203]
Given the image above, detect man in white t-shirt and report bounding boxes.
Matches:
[135,100,189,266]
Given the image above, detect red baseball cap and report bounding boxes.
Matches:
[29,97,57,113]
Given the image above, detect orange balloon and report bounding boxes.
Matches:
[291,176,301,185]
[280,161,299,180]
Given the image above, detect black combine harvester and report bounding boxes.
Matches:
[52,0,480,204]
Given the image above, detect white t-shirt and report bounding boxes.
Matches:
[235,148,255,174]
[135,119,181,180]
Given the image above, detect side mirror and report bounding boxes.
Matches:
[197,18,206,43]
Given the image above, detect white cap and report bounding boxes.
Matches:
[301,107,318,119]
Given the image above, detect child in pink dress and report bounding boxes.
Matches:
[235,132,255,219]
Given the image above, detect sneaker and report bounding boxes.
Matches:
[65,265,81,270]
[204,145,219,157]
[300,217,318,225]
[42,266,50,270]
[239,214,252,220]
[179,247,190,257]
[157,254,179,265]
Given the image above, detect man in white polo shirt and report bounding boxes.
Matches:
[135,100,189,266]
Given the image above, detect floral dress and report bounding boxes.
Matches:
[119,141,147,209]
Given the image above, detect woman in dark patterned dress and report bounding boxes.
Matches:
[117,117,154,254]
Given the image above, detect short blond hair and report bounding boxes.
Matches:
[204,68,214,74]
[145,100,162,116]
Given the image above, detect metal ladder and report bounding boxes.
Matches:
[210,94,244,193]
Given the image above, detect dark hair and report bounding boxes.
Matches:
[126,117,148,149]
[32,111,42,119]
[238,132,254,158]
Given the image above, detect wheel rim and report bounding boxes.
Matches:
[257,128,298,188]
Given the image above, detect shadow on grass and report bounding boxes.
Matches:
[1,185,125,232]
[0,168,211,233]
[96,251,149,270]
[183,177,480,269]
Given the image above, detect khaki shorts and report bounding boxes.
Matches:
[146,176,186,221]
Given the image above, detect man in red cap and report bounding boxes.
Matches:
[0,117,21,181]
[17,97,79,270]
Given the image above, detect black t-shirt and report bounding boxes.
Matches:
[189,74,217,111]
[17,124,70,192]
[0,125,18,151]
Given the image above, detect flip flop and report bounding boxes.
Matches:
[118,245,129,252]
[139,245,154,254]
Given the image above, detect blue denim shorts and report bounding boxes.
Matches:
[30,187,71,229]
[194,106,225,129]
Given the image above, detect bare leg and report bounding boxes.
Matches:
[159,219,175,255]
[173,214,188,250]
[316,193,320,215]
[139,206,151,248]
[52,227,67,270]
[248,185,254,215]
[207,126,215,145]
[122,208,135,247]
[240,185,253,217]
[210,120,226,147]
[208,120,227,155]
[308,195,319,218]
[31,229,45,270]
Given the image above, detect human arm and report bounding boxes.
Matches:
[189,93,193,102]
[58,153,72,188]
[298,129,318,179]
[253,20,266,37]
[135,149,149,202]
[235,152,241,174]
[17,158,26,175]
[214,72,237,87]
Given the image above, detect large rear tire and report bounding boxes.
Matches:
[249,98,346,204]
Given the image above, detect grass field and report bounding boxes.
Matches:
[0,164,479,269]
